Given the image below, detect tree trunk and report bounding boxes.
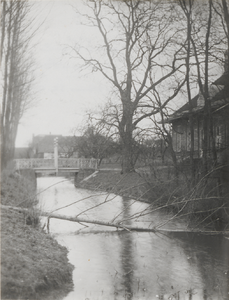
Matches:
[121,139,135,173]
[2,205,227,235]
[202,0,213,174]
[186,8,195,181]
[222,0,229,54]
[119,101,135,173]
[166,133,179,179]
[1,1,21,170]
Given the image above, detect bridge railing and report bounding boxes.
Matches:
[14,159,54,169]
[14,158,99,170]
[57,158,98,169]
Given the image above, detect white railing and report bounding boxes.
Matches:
[14,158,98,170]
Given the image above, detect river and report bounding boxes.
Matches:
[37,176,229,300]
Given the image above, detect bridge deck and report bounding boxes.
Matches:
[33,167,79,173]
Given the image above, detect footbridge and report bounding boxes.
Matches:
[14,158,98,174]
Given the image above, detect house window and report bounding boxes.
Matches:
[215,125,222,149]
[172,131,177,152]
[225,125,228,148]
[194,127,198,151]
[177,133,182,152]
[173,124,184,152]
[187,127,191,151]
[200,129,203,150]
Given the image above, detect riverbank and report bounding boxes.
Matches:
[1,169,74,300]
[76,169,229,231]
[76,169,151,202]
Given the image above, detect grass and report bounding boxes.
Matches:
[78,170,150,201]
[76,166,229,231]
[1,167,74,300]
[1,169,36,207]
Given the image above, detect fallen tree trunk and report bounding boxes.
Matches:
[1,204,228,235]
[45,213,155,232]
[1,204,156,232]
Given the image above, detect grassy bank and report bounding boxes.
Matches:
[76,168,229,231]
[77,170,150,201]
[1,169,74,300]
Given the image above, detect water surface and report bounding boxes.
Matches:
[37,176,229,300]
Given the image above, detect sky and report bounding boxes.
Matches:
[16,0,109,146]
[14,0,208,147]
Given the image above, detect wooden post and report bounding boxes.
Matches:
[54,137,58,175]
[74,171,78,187]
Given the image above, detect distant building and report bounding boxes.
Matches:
[31,134,80,159]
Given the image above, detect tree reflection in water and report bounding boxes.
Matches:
[37,177,229,300]
[120,200,134,300]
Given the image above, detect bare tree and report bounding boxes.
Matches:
[189,0,222,173]
[1,0,36,169]
[173,0,227,175]
[70,0,186,173]
[218,0,229,53]
[177,0,197,179]
[77,125,120,165]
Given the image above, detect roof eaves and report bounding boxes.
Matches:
[212,72,229,85]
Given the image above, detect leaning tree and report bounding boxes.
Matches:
[1,0,36,169]
[70,0,186,173]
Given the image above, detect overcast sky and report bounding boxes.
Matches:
[16,0,109,146]
[15,0,206,147]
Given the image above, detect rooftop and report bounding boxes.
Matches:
[167,85,229,123]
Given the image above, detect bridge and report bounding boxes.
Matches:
[14,158,98,174]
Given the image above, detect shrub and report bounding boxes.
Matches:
[1,167,40,228]
[139,164,229,230]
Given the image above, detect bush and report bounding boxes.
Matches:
[1,167,40,227]
[1,168,36,207]
[139,164,229,230]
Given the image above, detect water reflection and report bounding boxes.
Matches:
[120,200,134,299]
[37,177,229,300]
[168,232,229,300]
